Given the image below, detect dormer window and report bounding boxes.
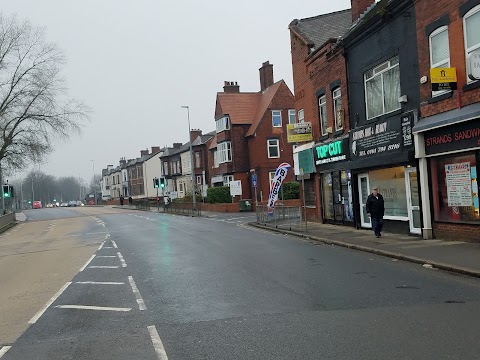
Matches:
[216,116,230,133]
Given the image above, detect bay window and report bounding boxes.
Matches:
[216,116,230,133]
[217,141,232,163]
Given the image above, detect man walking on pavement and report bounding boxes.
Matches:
[366,187,385,238]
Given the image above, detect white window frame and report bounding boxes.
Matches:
[288,109,296,124]
[332,88,343,131]
[464,5,480,84]
[213,150,219,168]
[217,141,232,164]
[267,139,280,159]
[223,175,234,186]
[364,56,401,120]
[298,109,304,123]
[269,171,276,189]
[196,175,202,185]
[272,110,282,127]
[195,151,201,168]
[216,116,230,133]
[318,95,328,136]
[429,26,451,96]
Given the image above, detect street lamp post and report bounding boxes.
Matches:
[181,105,196,213]
[91,160,96,205]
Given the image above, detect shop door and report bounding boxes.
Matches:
[358,173,372,228]
[405,168,421,234]
[332,172,344,223]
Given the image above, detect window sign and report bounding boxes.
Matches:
[445,162,473,206]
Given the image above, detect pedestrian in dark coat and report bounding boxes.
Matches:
[120,195,124,206]
[366,187,385,238]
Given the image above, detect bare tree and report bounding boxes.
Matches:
[0,14,89,173]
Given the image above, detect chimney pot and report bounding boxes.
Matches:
[223,81,240,93]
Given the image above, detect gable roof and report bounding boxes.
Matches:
[289,9,352,49]
[245,80,285,137]
[215,92,260,125]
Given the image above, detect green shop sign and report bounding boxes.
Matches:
[315,138,349,166]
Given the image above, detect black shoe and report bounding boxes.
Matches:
[376,235,380,238]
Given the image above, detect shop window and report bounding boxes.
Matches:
[464,5,480,84]
[322,173,334,219]
[430,152,479,223]
[429,26,450,96]
[364,56,401,120]
[368,167,408,218]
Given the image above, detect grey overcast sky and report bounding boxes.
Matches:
[3,0,350,182]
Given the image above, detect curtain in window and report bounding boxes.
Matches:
[366,76,383,118]
[383,66,401,113]
[466,10,480,50]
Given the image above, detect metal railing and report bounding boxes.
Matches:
[163,202,201,217]
[135,200,151,211]
[256,205,303,231]
[0,212,15,231]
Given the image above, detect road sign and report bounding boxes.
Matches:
[430,67,457,91]
[229,180,242,196]
[252,174,257,188]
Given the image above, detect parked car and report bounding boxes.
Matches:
[88,200,94,205]
[60,202,68,207]
[68,200,77,207]
[77,201,84,206]
[46,203,54,208]
[33,201,42,209]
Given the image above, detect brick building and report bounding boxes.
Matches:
[209,62,295,203]
[412,0,480,240]
[289,9,353,223]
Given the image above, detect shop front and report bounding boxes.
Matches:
[349,113,420,234]
[314,137,354,225]
[293,142,317,219]
[413,105,480,240]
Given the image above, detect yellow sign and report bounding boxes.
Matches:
[430,67,457,83]
[287,123,313,143]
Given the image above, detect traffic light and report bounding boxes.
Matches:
[2,185,10,198]
[153,178,160,188]
[160,177,166,188]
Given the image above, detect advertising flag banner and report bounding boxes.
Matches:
[267,163,291,214]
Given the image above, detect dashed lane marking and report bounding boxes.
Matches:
[117,252,127,267]
[76,281,124,285]
[128,276,146,310]
[79,255,96,272]
[88,266,119,269]
[97,255,117,258]
[55,305,131,312]
[0,346,12,358]
[103,247,113,249]
[111,240,118,248]
[148,325,168,360]
[29,282,72,324]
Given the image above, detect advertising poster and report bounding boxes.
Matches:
[445,162,473,207]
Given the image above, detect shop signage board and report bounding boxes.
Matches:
[468,51,480,81]
[287,122,313,143]
[424,118,480,155]
[349,114,413,160]
[229,180,242,196]
[314,138,350,165]
[445,162,473,207]
[430,67,457,91]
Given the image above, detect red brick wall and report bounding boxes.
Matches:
[416,0,480,118]
[231,125,251,173]
[433,222,480,242]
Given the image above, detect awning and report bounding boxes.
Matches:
[413,102,480,134]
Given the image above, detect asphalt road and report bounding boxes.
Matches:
[2,207,480,359]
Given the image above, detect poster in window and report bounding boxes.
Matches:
[445,162,473,207]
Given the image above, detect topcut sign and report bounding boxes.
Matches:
[314,138,349,165]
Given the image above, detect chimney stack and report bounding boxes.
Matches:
[173,142,182,149]
[151,146,161,154]
[190,129,202,143]
[119,157,126,167]
[223,81,240,93]
[140,149,149,157]
[351,0,376,22]
[259,61,274,92]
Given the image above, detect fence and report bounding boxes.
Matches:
[163,202,201,217]
[135,200,151,211]
[256,205,304,231]
[0,212,15,231]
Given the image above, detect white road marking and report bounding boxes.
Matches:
[98,241,105,250]
[79,255,96,272]
[105,233,111,239]
[148,325,168,360]
[111,240,118,248]
[0,346,12,358]
[128,276,146,310]
[76,281,124,285]
[117,252,127,267]
[55,305,131,312]
[29,282,72,324]
[103,246,113,249]
[97,255,117,258]
[88,266,119,269]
